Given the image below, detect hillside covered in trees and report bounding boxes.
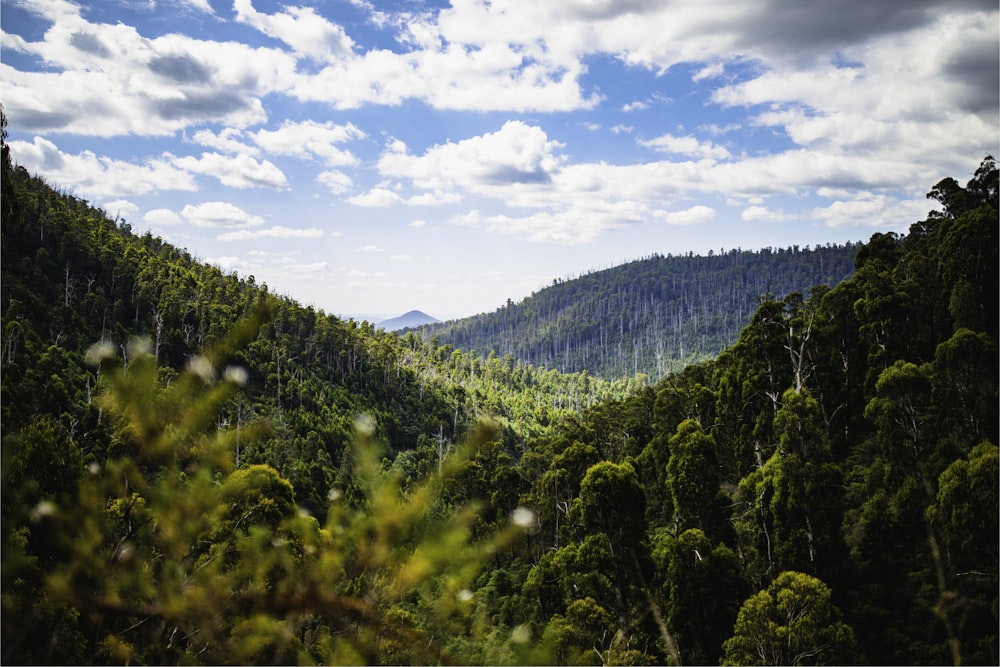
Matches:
[417,244,859,379]
[2,112,997,666]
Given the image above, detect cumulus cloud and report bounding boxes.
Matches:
[233,0,355,61]
[191,128,259,156]
[655,205,717,225]
[144,208,184,225]
[378,121,565,193]
[317,170,354,194]
[639,133,731,161]
[217,226,324,241]
[171,152,289,189]
[347,188,404,207]
[2,1,293,136]
[100,199,139,220]
[4,0,995,257]
[741,205,789,222]
[181,201,265,228]
[7,136,196,197]
[250,120,365,166]
[810,193,929,228]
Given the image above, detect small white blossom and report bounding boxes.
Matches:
[223,365,248,386]
[127,337,152,359]
[512,506,536,529]
[29,500,57,522]
[511,624,531,645]
[187,355,215,382]
[85,340,116,366]
[354,413,376,437]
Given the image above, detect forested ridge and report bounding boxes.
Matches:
[417,243,859,380]
[2,107,997,666]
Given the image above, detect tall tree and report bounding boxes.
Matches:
[722,570,855,666]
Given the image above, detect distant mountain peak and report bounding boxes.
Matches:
[378,310,440,331]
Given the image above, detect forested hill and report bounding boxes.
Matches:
[416,244,859,379]
[0,130,638,518]
[2,102,997,665]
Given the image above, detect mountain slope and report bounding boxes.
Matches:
[418,245,860,379]
[378,310,440,331]
[0,154,636,516]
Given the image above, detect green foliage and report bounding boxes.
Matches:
[421,245,859,380]
[5,324,537,664]
[2,134,997,666]
[722,570,855,666]
[666,419,721,535]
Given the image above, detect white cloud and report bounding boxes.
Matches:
[233,0,355,61]
[171,152,289,189]
[317,170,354,194]
[406,190,463,206]
[639,133,731,161]
[692,61,725,81]
[450,210,482,227]
[741,205,788,222]
[810,193,928,228]
[181,201,265,228]
[191,128,260,156]
[7,136,196,197]
[178,0,215,14]
[347,188,404,207]
[355,245,383,252]
[209,255,241,270]
[2,2,293,137]
[216,226,324,241]
[378,120,565,193]
[144,208,184,225]
[656,205,717,226]
[251,120,364,166]
[100,199,139,220]
[409,219,427,228]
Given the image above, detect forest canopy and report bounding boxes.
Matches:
[1,112,996,665]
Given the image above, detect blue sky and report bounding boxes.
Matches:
[2,0,997,321]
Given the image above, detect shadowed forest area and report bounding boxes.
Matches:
[2,107,997,665]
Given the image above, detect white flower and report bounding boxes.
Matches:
[354,413,376,437]
[511,506,536,529]
[511,624,531,645]
[85,339,116,366]
[29,500,57,522]
[187,355,215,382]
[223,365,248,386]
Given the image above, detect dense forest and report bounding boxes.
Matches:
[417,244,859,380]
[2,107,997,665]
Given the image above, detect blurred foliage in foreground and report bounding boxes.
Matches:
[3,305,541,665]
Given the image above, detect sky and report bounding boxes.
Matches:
[2,0,997,322]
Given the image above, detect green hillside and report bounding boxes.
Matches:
[2,115,996,666]
[417,244,859,379]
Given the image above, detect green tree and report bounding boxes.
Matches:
[575,460,646,562]
[722,571,855,666]
[653,528,748,665]
[665,419,721,536]
[5,315,538,664]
